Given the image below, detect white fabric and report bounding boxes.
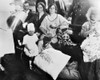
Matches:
[27,23,35,32]
[34,48,71,80]
[45,0,48,9]
[0,29,15,57]
[0,3,15,57]
[11,10,29,31]
[81,22,100,62]
[23,34,39,57]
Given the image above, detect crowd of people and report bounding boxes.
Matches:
[0,0,100,80]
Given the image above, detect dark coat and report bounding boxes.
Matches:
[68,0,91,26]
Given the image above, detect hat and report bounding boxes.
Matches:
[27,23,35,32]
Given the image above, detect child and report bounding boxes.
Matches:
[23,23,39,69]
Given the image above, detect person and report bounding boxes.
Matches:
[40,3,70,37]
[80,7,100,80]
[29,2,47,37]
[80,7,100,38]
[9,4,28,55]
[38,3,71,52]
[80,7,100,62]
[22,23,39,69]
[24,1,37,23]
[36,2,47,34]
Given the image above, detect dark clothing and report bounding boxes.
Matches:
[28,13,47,35]
[7,15,27,54]
[68,0,91,26]
[69,24,85,44]
[25,10,36,23]
[36,13,47,34]
[1,54,26,74]
[27,13,38,31]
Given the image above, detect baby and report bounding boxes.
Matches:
[23,23,39,69]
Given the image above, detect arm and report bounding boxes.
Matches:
[58,14,70,29]
[40,27,47,35]
[39,17,48,35]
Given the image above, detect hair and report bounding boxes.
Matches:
[24,1,29,4]
[36,2,46,12]
[23,1,29,7]
[48,3,58,14]
[86,7,100,21]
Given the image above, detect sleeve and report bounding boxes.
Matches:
[40,17,48,34]
[58,14,69,29]
[23,36,27,45]
[34,34,39,42]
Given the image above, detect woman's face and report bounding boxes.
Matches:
[37,4,44,13]
[90,12,98,21]
[49,5,56,14]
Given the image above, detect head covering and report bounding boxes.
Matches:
[27,23,35,32]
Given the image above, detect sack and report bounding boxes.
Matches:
[34,48,71,80]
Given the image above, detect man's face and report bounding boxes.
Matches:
[24,3,29,10]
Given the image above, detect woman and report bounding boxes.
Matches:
[36,2,47,35]
[80,7,100,80]
[28,2,47,37]
[81,7,100,63]
[40,3,70,38]
[80,7,100,38]
[38,3,70,52]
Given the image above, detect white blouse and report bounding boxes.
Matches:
[40,14,69,37]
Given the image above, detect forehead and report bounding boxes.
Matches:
[38,4,43,7]
[91,11,98,15]
[50,5,55,8]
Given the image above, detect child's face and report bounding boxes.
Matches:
[28,31,34,36]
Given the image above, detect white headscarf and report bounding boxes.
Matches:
[27,23,35,32]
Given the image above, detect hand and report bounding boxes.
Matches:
[46,33,52,37]
[23,22,28,28]
[68,17,72,21]
[36,32,40,36]
[66,29,73,34]
[51,37,58,43]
